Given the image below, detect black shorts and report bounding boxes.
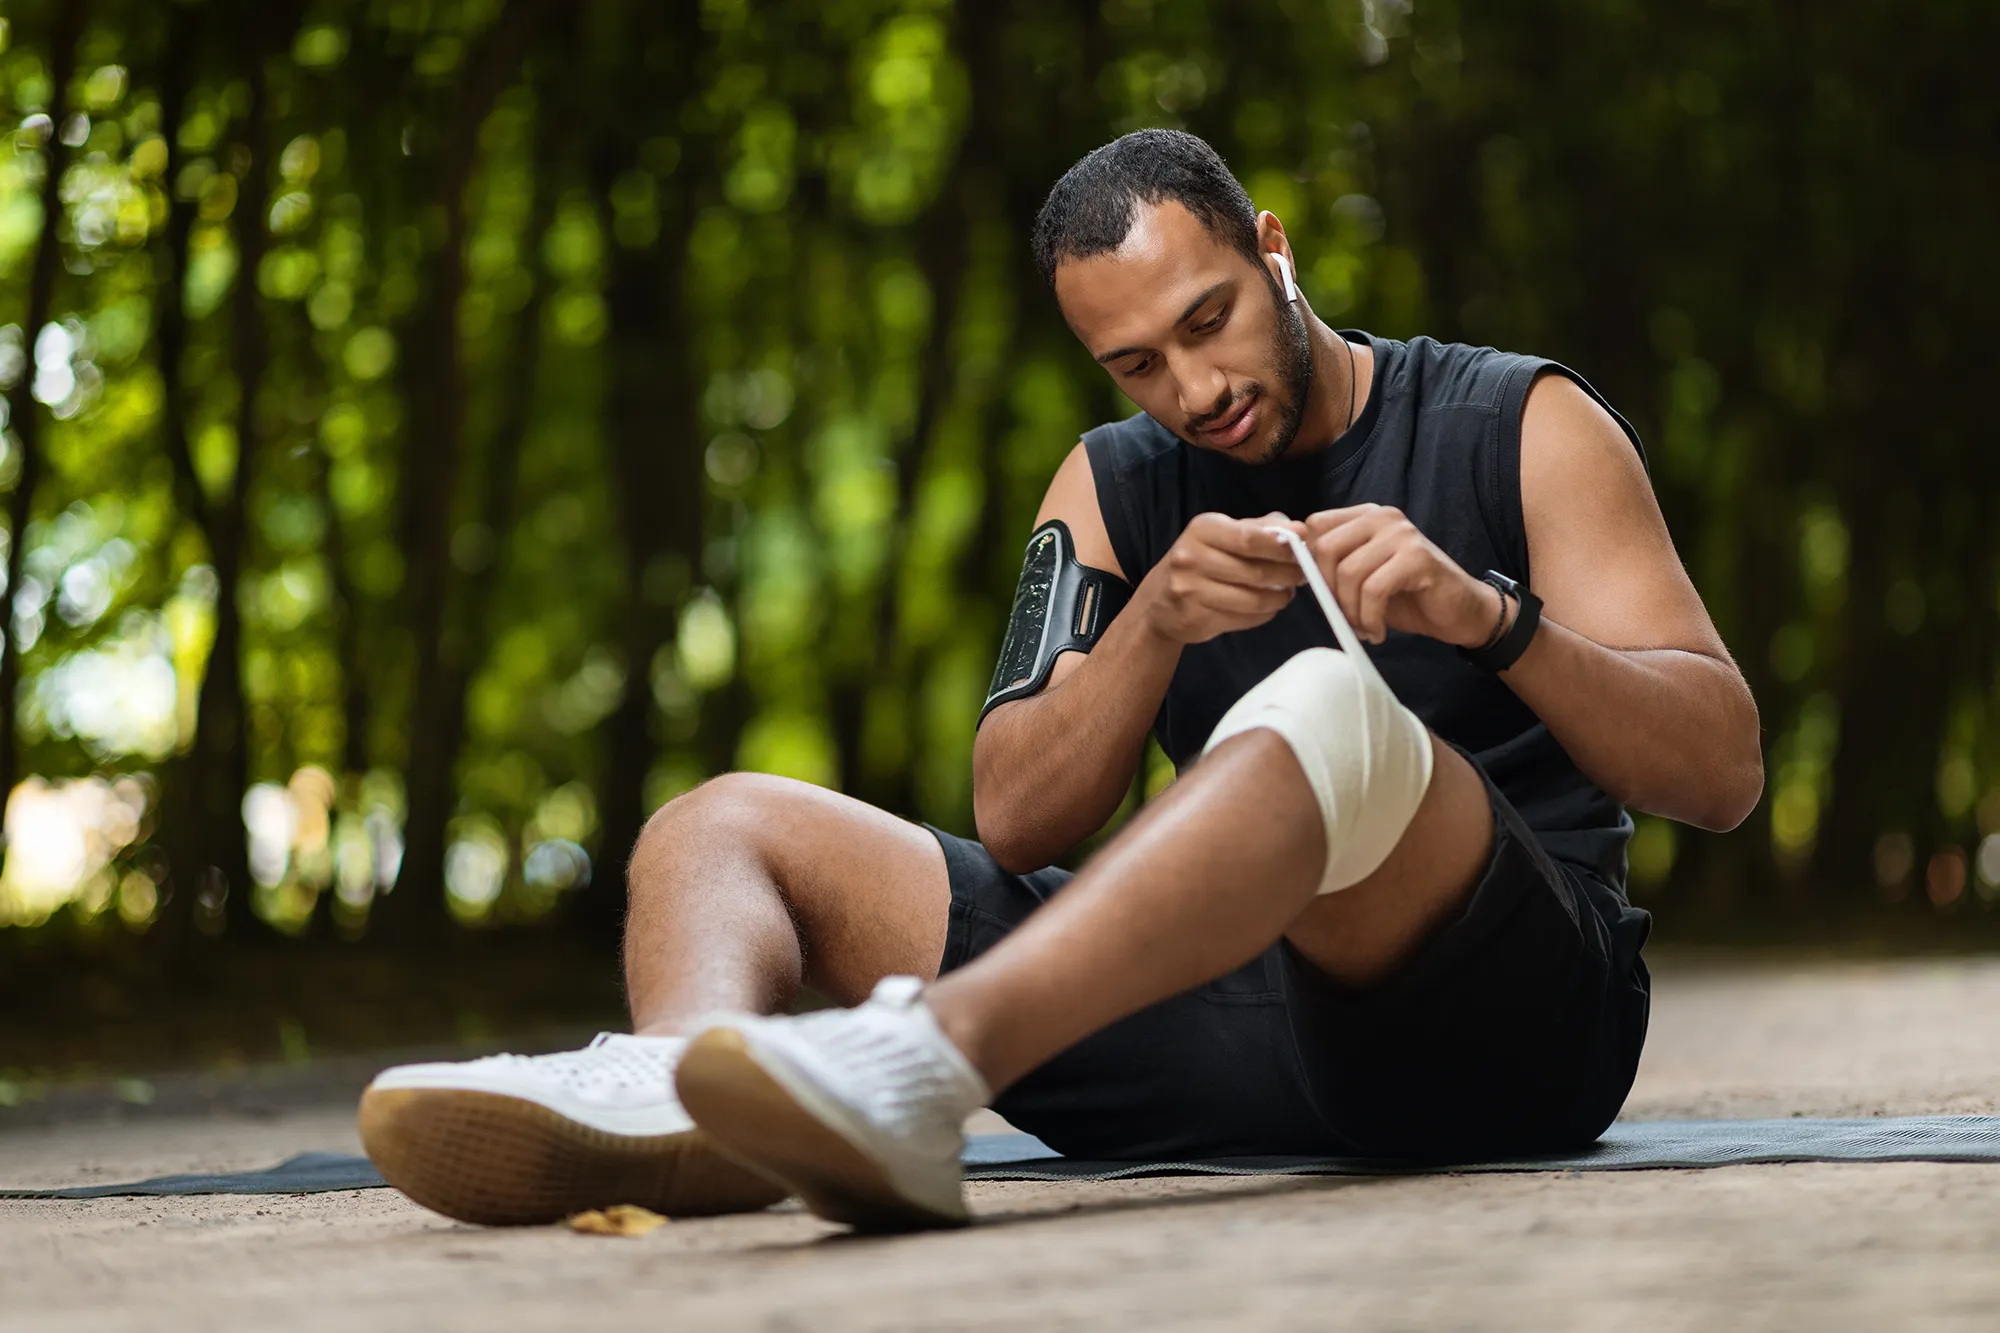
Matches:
[929,764,1651,1162]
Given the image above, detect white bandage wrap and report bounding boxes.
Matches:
[1200,529,1435,894]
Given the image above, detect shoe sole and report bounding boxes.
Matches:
[675,1029,967,1232]
[357,1086,788,1226]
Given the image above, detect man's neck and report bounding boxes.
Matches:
[1286,316,1368,457]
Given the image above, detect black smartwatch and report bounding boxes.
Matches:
[1459,570,1541,673]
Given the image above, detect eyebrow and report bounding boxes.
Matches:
[1092,280,1233,365]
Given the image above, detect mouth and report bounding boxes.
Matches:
[1196,393,1259,449]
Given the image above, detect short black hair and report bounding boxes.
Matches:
[1031,129,1263,289]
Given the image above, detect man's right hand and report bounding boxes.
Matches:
[1138,512,1308,645]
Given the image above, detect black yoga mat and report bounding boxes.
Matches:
[9,1118,2000,1199]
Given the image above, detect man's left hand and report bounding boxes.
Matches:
[1304,504,1502,647]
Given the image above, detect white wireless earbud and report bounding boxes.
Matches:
[1272,251,1301,304]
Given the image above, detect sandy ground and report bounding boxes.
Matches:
[9,954,2000,1331]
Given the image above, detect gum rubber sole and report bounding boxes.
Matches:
[357,1086,788,1226]
[675,1029,967,1232]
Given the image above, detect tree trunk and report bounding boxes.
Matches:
[422,67,561,927]
[207,6,279,936]
[584,238,692,938]
[579,5,710,939]
[0,2,85,873]
[383,0,548,945]
[828,1,987,811]
[829,195,970,812]
[148,0,212,958]
[877,0,1023,821]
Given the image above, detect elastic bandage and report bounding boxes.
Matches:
[1200,528,1434,894]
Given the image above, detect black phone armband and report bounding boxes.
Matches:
[979,520,1132,725]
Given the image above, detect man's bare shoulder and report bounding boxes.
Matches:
[1519,372,1644,484]
[1034,441,1125,581]
[1518,370,1724,657]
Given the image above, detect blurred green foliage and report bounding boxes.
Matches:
[0,0,1997,958]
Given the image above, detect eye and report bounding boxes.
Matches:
[1193,306,1228,334]
[1119,357,1153,379]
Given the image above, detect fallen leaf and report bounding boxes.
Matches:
[566,1205,669,1236]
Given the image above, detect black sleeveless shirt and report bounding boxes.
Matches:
[1085,332,1648,936]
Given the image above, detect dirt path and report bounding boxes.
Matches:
[8,955,2000,1331]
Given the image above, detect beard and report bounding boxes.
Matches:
[1254,284,1316,464]
[1182,276,1317,465]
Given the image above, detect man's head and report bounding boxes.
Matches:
[1033,130,1314,464]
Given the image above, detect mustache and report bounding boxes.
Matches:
[1187,384,1262,433]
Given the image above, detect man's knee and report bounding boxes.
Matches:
[633,771,820,874]
[1202,647,1434,894]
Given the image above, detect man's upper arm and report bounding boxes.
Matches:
[1025,441,1126,692]
[1518,373,1727,658]
[1034,441,1123,575]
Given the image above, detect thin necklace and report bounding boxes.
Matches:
[1342,336,1357,435]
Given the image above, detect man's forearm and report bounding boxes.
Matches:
[1501,618,1763,830]
[971,609,1184,871]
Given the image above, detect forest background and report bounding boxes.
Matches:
[2,0,1997,1068]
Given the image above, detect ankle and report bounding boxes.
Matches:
[628,982,789,1037]
[621,1029,690,1048]
[630,1015,695,1039]
[922,983,1004,1092]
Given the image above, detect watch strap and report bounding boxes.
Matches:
[1459,572,1542,673]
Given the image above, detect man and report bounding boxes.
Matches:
[359,130,1762,1230]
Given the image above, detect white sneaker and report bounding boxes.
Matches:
[359,1033,788,1225]
[675,976,991,1230]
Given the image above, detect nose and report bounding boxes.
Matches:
[1168,350,1231,425]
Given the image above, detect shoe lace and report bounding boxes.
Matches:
[792,991,971,1128]
[482,1034,679,1097]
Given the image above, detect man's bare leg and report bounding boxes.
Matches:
[624,725,1484,1074]
[623,772,955,1030]
[673,723,1492,1227]
[359,772,953,1225]
[926,726,1492,1092]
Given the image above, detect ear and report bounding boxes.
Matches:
[1255,210,1301,304]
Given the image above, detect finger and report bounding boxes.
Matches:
[1304,503,1385,537]
[1208,544,1304,584]
[1187,593,1296,639]
[1356,546,1427,642]
[1209,516,1306,564]
[1255,512,1309,539]
[1188,544,1305,588]
[1308,515,1386,577]
[1181,513,1295,572]
[1331,529,1408,634]
[1190,581,1297,618]
[1183,536,1304,587]
[1171,538,1301,590]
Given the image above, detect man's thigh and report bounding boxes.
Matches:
[1279,764,1649,1156]
[1275,737,1646,1155]
[717,776,954,1004]
[928,824,1331,1159]
[1282,730,1494,988]
[932,769,1642,1161]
